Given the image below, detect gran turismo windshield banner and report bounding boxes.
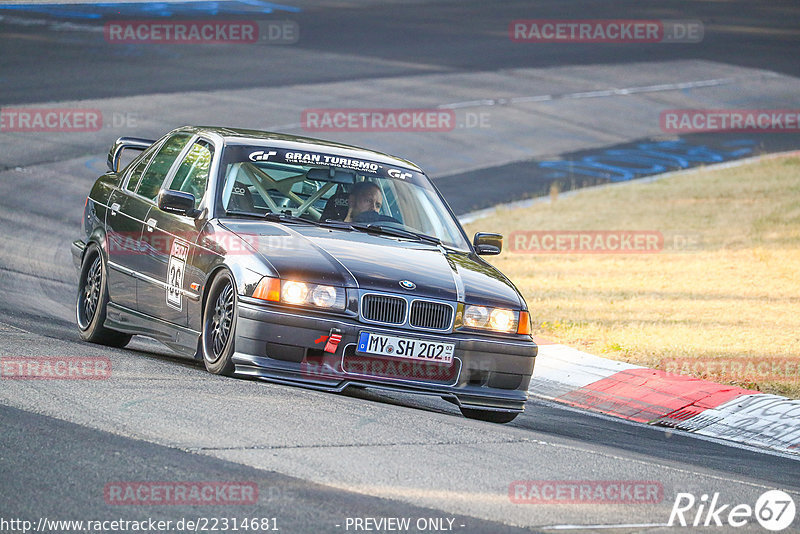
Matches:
[222,145,425,184]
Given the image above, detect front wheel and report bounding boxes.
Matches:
[201,271,237,376]
[460,407,519,424]
[76,245,131,348]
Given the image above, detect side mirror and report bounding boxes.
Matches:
[473,232,502,255]
[158,190,198,217]
[107,137,154,172]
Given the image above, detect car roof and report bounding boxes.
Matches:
[183,125,424,173]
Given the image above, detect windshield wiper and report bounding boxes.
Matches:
[263,212,321,226]
[317,219,355,231]
[227,212,440,244]
[225,209,321,226]
[349,223,441,245]
[225,209,265,218]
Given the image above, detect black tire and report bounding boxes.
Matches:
[460,407,519,424]
[76,245,132,348]
[201,271,237,376]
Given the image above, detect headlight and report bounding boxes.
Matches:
[460,304,529,335]
[489,308,515,331]
[311,285,338,307]
[282,281,308,304]
[253,277,345,310]
[464,306,489,328]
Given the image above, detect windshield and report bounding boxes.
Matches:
[218,145,470,250]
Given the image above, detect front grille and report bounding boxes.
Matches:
[362,294,406,324]
[409,300,453,330]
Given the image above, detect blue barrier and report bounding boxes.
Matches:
[0,1,301,20]
[540,139,756,182]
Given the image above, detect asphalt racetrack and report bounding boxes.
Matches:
[1,1,799,532]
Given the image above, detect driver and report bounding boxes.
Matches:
[344,181,384,223]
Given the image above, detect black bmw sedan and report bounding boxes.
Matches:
[73,126,537,423]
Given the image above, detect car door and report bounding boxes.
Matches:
[112,131,194,316]
[105,143,161,311]
[137,137,215,327]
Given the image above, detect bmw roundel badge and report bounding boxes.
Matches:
[399,280,416,290]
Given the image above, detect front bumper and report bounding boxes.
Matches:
[233,299,537,412]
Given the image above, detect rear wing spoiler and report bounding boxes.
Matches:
[107,137,155,172]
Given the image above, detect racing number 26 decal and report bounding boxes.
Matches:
[167,240,189,310]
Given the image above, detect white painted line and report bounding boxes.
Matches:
[438,76,774,110]
[0,14,104,32]
[506,94,553,104]
[438,99,497,109]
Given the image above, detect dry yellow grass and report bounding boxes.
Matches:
[464,154,800,397]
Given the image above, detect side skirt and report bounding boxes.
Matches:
[105,302,201,358]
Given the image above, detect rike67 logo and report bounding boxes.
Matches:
[669,490,796,531]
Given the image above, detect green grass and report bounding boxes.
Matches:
[464,154,800,397]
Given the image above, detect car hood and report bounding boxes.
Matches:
[220,220,524,308]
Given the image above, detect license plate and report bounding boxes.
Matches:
[357,332,454,365]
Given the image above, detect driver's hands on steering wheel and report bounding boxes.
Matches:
[352,210,400,224]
